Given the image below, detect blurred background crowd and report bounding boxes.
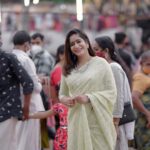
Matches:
[0,0,149,56]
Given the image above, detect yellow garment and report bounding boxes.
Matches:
[132,72,150,94]
[59,57,117,150]
[40,119,50,148]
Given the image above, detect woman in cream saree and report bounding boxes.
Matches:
[59,29,117,150]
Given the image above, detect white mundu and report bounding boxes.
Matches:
[0,118,17,150]
[12,49,45,150]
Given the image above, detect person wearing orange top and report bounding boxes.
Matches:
[132,50,150,150]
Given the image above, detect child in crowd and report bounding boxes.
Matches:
[30,103,68,150]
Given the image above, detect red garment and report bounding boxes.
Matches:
[50,66,62,87]
[52,103,68,150]
[48,66,62,127]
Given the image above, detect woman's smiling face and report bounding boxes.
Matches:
[69,34,89,57]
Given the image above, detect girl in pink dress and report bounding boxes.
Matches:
[29,103,68,150]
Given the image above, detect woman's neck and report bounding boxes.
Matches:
[77,54,92,68]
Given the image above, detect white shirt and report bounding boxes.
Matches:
[12,49,44,112]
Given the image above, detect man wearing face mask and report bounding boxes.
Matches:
[12,30,45,150]
[30,33,54,113]
[30,33,54,76]
[31,33,55,150]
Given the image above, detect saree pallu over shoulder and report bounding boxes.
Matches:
[59,57,117,150]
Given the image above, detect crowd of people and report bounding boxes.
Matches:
[0,27,150,150]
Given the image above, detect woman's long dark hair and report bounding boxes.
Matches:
[95,36,132,87]
[55,44,65,65]
[63,28,95,76]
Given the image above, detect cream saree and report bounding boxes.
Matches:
[59,57,117,150]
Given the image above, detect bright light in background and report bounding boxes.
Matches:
[24,0,30,7]
[33,0,39,5]
[76,0,83,21]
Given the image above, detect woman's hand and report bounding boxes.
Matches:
[74,95,90,104]
[114,124,120,139]
[60,97,76,107]
[113,118,120,139]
